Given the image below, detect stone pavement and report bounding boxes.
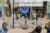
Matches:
[0,17,36,29]
[7,28,34,33]
[0,17,48,33]
[7,28,47,33]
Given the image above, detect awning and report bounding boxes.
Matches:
[10,0,43,7]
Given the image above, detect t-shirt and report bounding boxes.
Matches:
[0,27,8,33]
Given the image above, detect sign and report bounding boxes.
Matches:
[47,1,50,17]
[20,7,29,14]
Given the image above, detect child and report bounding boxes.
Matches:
[0,23,8,33]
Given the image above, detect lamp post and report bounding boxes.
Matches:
[13,0,14,28]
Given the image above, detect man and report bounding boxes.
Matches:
[0,23,8,33]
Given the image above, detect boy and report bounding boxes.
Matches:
[0,23,8,33]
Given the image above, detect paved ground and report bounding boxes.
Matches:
[7,28,33,33]
[0,17,48,33]
[7,28,47,33]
